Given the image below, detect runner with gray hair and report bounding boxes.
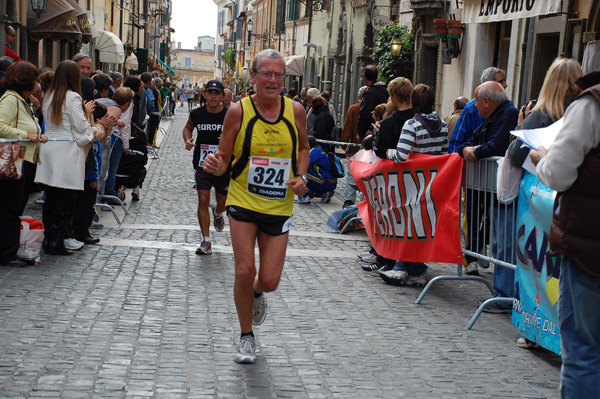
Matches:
[251,48,284,72]
[203,49,310,364]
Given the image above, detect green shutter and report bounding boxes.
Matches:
[276,0,284,34]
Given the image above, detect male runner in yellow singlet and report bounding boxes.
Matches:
[203,49,309,364]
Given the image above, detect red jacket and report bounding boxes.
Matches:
[5,45,20,62]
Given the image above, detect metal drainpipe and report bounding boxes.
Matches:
[120,0,124,39]
[0,0,6,58]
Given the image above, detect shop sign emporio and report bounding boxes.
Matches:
[463,0,563,23]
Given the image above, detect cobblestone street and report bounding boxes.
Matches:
[0,109,562,398]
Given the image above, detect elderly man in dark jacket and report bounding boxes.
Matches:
[459,81,519,308]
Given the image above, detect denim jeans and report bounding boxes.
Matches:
[105,133,123,196]
[559,258,600,399]
[393,261,428,276]
[343,165,357,203]
[491,204,516,306]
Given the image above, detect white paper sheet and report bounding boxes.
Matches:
[510,117,563,150]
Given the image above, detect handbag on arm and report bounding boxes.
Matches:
[0,96,26,180]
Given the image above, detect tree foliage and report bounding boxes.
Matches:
[372,24,415,83]
[224,48,236,70]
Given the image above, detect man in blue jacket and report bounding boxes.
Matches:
[298,136,338,203]
[449,67,508,153]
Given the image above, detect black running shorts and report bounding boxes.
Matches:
[227,205,292,236]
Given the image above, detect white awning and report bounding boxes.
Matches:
[125,52,138,70]
[94,29,125,64]
[285,55,305,77]
[463,0,563,24]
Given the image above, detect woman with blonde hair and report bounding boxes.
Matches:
[35,60,95,255]
[508,57,583,168]
[507,57,582,350]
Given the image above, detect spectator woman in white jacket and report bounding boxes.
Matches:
[35,60,94,255]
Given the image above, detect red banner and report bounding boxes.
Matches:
[350,151,463,264]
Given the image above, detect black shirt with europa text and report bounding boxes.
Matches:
[190,105,228,169]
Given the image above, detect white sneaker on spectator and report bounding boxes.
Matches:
[320,191,334,203]
[465,262,479,275]
[379,270,409,285]
[64,238,84,250]
[359,253,377,264]
[405,273,428,286]
[297,194,311,204]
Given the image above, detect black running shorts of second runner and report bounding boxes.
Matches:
[194,167,230,195]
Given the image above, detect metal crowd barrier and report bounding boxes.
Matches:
[95,135,127,225]
[161,97,173,121]
[414,156,517,330]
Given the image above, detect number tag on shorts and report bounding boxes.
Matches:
[199,144,218,167]
[247,156,291,200]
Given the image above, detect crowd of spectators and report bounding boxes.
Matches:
[0,53,174,266]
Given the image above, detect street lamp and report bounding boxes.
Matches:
[391,37,402,56]
[30,0,48,18]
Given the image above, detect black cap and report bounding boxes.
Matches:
[206,80,224,92]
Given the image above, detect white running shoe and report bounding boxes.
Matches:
[252,293,268,325]
[234,335,256,364]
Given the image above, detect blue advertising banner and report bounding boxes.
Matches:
[511,171,561,355]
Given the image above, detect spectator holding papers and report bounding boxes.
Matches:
[508,58,582,169]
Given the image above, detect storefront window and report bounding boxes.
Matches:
[494,21,512,72]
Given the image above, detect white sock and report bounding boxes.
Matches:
[203,237,211,243]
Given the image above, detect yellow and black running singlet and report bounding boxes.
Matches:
[226,95,299,216]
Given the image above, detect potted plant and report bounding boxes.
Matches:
[446,20,464,39]
[434,19,448,38]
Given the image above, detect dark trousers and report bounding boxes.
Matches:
[43,186,75,237]
[18,161,36,215]
[464,188,491,264]
[73,180,97,241]
[147,114,160,146]
[0,162,33,264]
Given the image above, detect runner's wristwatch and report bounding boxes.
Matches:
[299,174,308,184]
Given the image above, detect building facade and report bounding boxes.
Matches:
[3,0,173,76]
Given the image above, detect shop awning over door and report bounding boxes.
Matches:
[463,0,563,23]
[285,55,305,77]
[125,52,139,71]
[27,0,82,42]
[94,30,125,64]
[66,0,93,43]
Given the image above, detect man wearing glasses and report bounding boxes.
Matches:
[203,49,310,364]
[5,26,20,62]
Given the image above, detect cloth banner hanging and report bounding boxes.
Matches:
[350,151,463,264]
[511,170,561,355]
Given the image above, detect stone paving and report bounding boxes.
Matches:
[0,108,562,398]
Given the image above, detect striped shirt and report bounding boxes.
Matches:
[386,112,449,163]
